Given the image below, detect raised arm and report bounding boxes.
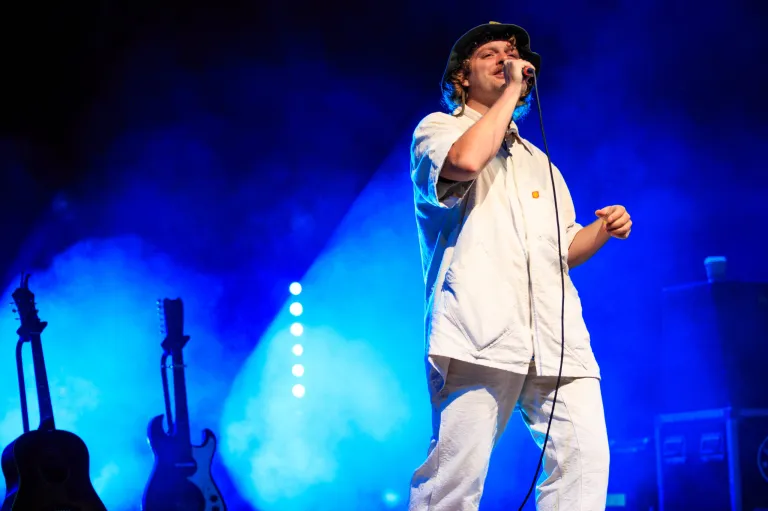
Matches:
[442,59,530,181]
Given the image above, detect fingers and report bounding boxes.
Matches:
[608,219,632,238]
[596,206,625,221]
[503,59,535,84]
[504,59,533,70]
[607,210,624,223]
[612,226,631,239]
[606,216,628,229]
[596,205,632,238]
[502,60,517,84]
[607,210,629,226]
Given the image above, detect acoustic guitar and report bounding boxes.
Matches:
[1,273,106,511]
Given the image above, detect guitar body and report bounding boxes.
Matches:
[142,415,225,511]
[1,429,107,511]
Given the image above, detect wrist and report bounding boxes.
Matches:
[596,223,613,243]
[502,82,524,101]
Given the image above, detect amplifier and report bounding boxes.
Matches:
[607,437,658,510]
[655,408,768,511]
[660,281,768,413]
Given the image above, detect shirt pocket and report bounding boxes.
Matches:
[441,244,516,352]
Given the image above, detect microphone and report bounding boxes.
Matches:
[522,66,535,86]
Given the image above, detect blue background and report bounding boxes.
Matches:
[0,0,765,509]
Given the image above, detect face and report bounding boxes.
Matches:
[463,39,527,111]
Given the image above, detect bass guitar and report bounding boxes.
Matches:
[141,297,225,511]
[1,273,106,511]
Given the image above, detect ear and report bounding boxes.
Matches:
[461,66,469,88]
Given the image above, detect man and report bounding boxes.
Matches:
[408,22,632,511]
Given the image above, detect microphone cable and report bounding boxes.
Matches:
[516,69,566,511]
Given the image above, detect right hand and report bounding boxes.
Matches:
[503,59,534,86]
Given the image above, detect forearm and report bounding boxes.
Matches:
[567,218,611,268]
[444,84,523,179]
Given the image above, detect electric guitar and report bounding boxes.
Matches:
[1,273,106,511]
[141,298,226,511]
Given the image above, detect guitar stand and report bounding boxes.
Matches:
[160,352,187,435]
[161,352,174,434]
[15,337,30,434]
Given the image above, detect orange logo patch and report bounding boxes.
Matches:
[532,191,540,199]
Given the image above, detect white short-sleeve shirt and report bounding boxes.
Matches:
[411,106,601,380]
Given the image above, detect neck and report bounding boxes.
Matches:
[30,333,55,430]
[465,97,491,115]
[464,85,530,119]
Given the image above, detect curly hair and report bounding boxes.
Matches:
[441,33,532,119]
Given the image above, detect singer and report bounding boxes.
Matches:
[408,22,632,511]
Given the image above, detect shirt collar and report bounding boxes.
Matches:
[454,105,532,154]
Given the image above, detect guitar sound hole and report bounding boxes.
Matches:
[40,464,70,483]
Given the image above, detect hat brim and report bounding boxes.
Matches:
[440,23,542,90]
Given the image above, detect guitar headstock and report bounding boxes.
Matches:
[11,273,47,339]
[158,298,190,353]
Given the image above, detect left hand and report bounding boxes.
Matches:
[595,205,632,239]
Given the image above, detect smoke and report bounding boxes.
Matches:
[1,3,765,509]
[219,141,427,511]
[0,235,225,510]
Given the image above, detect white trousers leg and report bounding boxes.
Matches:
[407,360,610,511]
[518,371,611,511]
[408,359,526,511]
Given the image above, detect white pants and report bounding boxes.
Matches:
[408,359,610,511]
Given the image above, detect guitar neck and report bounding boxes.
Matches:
[171,349,192,447]
[29,333,55,430]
